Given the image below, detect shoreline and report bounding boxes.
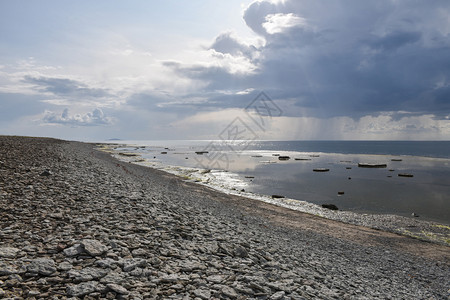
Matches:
[0,136,449,299]
[101,143,450,246]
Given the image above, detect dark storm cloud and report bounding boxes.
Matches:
[163,0,450,119]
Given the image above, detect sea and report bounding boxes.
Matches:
[101,140,450,225]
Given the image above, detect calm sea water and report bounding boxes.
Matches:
[244,141,450,159]
[107,140,450,224]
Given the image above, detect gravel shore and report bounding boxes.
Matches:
[0,136,449,299]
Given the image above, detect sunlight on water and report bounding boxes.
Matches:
[103,140,450,225]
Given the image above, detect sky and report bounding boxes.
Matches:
[1,0,449,141]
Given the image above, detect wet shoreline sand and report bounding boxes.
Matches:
[0,136,449,299]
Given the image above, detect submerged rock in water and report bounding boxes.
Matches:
[398,173,414,178]
[313,168,330,172]
[322,204,339,210]
[195,151,209,155]
[358,163,387,168]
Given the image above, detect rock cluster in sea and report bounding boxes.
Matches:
[0,136,449,299]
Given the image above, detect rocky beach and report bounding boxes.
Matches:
[0,136,449,299]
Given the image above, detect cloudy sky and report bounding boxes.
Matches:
[1,0,449,141]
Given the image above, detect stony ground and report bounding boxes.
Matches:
[0,136,448,299]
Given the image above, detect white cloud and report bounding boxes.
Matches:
[263,13,309,34]
[43,108,113,127]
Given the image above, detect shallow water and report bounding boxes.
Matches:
[107,141,450,224]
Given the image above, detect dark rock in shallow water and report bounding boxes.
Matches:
[322,204,339,210]
[313,168,330,172]
[195,151,209,155]
[398,173,414,178]
[358,163,387,168]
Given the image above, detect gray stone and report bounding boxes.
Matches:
[27,258,56,276]
[122,258,147,272]
[160,273,181,283]
[0,247,20,258]
[67,281,102,297]
[179,260,206,272]
[58,261,73,271]
[234,246,249,258]
[222,286,238,299]
[107,283,129,295]
[270,291,286,300]
[81,239,108,256]
[28,290,40,297]
[40,170,52,176]
[131,248,147,257]
[193,289,211,299]
[207,275,225,283]
[68,267,108,282]
[0,263,17,276]
[100,272,127,284]
[96,258,117,269]
[63,244,83,257]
